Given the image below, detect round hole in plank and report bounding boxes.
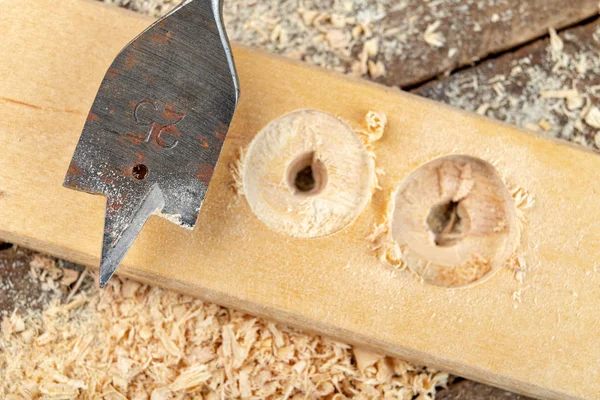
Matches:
[286,151,328,196]
[391,155,517,288]
[243,109,375,238]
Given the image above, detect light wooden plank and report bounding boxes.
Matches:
[1,1,599,399]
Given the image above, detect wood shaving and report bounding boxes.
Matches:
[0,273,447,399]
[476,103,490,115]
[364,38,379,57]
[584,105,600,128]
[229,148,246,195]
[424,21,445,48]
[366,188,405,269]
[538,119,552,131]
[353,347,383,374]
[367,59,386,78]
[418,21,600,150]
[325,29,350,49]
[364,110,387,142]
[549,28,564,61]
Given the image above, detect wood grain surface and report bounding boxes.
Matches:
[2,1,600,399]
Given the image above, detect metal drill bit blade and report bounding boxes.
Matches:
[64,0,239,286]
[99,185,165,288]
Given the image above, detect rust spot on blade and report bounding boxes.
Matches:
[120,132,145,145]
[67,162,82,176]
[86,112,99,123]
[150,31,172,44]
[198,135,209,148]
[215,122,228,142]
[162,105,185,121]
[107,68,124,79]
[124,52,141,70]
[147,77,154,84]
[102,176,116,185]
[196,164,214,187]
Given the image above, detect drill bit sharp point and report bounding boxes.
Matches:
[99,185,165,288]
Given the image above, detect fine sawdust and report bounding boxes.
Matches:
[0,256,448,399]
[102,0,532,84]
[419,23,600,150]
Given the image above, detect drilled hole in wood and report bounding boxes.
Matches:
[132,164,148,180]
[287,152,328,195]
[242,109,375,238]
[391,155,517,288]
[426,200,470,247]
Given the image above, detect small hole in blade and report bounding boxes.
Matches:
[132,164,148,180]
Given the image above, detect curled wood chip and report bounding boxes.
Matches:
[585,106,600,128]
[353,347,383,374]
[567,95,586,111]
[364,37,379,57]
[60,269,80,286]
[300,9,317,26]
[424,21,445,48]
[325,29,349,49]
[538,119,552,131]
[476,103,490,115]
[368,60,386,78]
[365,110,387,142]
[540,88,586,111]
[549,28,564,61]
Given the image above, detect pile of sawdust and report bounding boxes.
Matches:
[0,255,448,399]
[418,23,600,150]
[103,0,525,84]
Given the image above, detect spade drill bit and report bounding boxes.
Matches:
[64,0,239,287]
